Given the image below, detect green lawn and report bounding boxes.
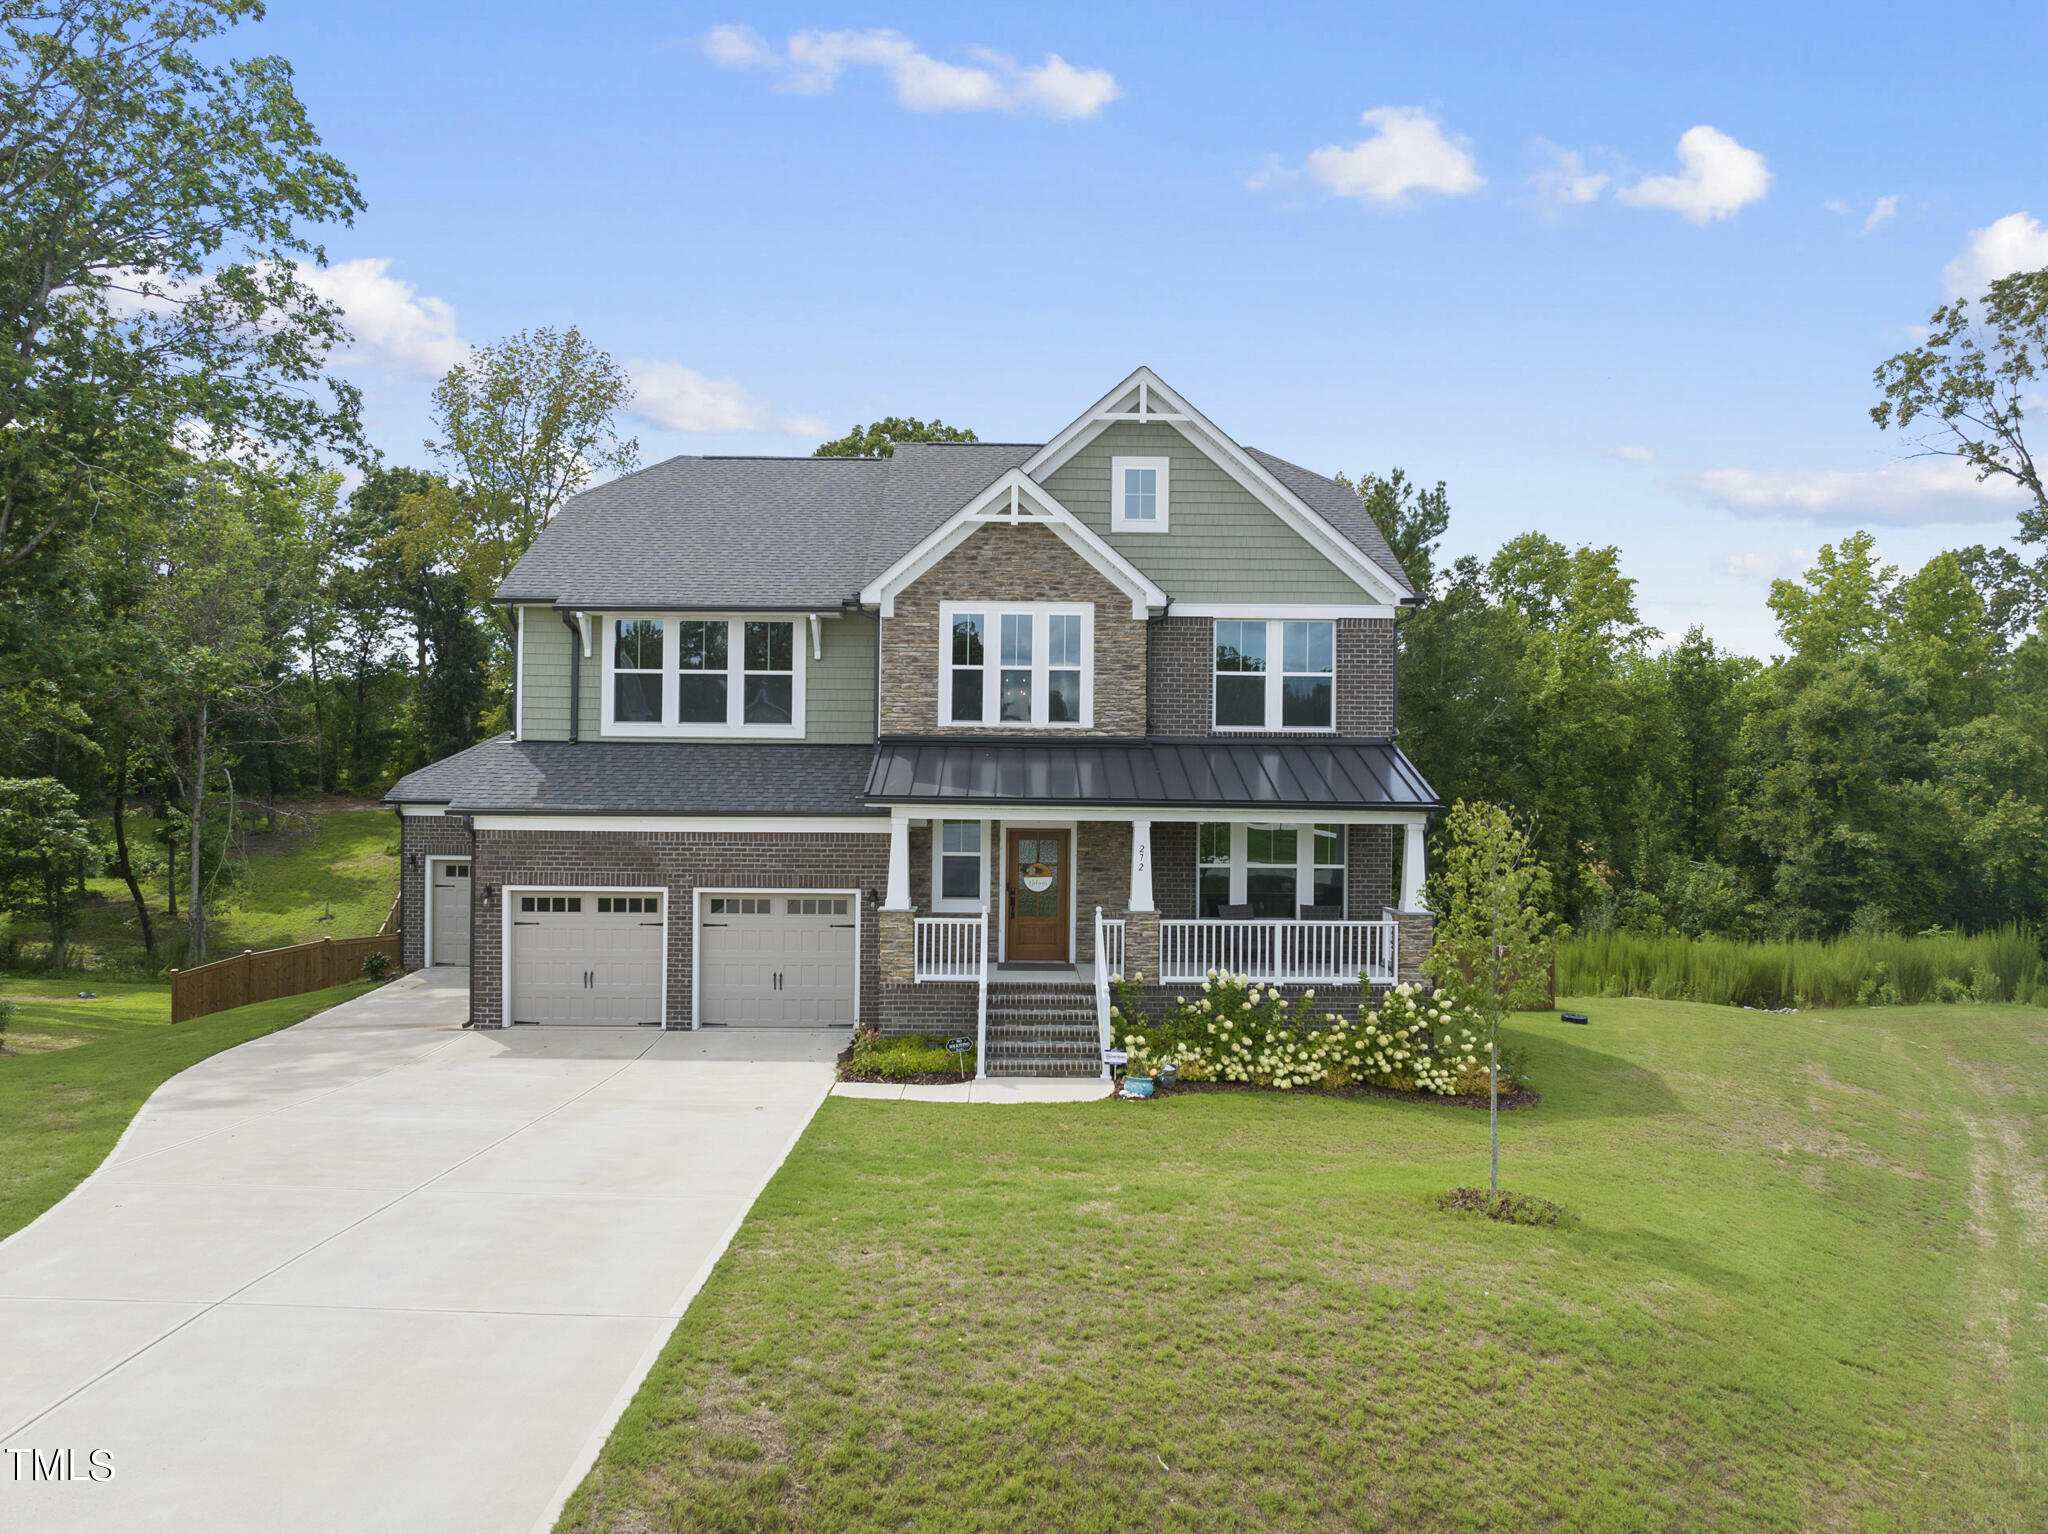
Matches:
[0,977,375,1239]
[559,998,2046,1533]
[1,804,399,970]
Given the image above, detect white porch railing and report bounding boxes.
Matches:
[914,915,984,980]
[1093,907,1117,1080]
[1159,918,1398,986]
[1099,917,1126,980]
[914,912,990,1082]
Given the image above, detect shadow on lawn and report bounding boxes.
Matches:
[1509,1028,1684,1121]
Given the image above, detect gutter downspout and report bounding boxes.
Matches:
[561,611,582,743]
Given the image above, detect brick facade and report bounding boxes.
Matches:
[467,828,890,1029]
[397,811,475,972]
[1148,615,1395,737]
[879,521,1148,736]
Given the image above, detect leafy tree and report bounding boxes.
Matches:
[812,416,977,458]
[418,574,490,760]
[1663,627,1748,860]
[1422,800,1557,1193]
[0,0,364,578]
[1888,552,1993,725]
[401,327,638,646]
[1873,265,2047,551]
[0,776,97,968]
[1340,468,1448,589]
[1768,533,1894,658]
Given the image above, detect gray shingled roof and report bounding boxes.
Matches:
[495,434,1412,610]
[384,736,881,816]
[867,739,1438,811]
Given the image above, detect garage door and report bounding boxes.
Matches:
[699,894,858,1026]
[430,861,472,965]
[509,892,664,1025]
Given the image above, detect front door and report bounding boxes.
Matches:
[1005,830,1069,962]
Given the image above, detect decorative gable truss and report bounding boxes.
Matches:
[860,469,1169,621]
[1023,367,1411,607]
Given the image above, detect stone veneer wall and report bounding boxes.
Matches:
[1148,615,1396,737]
[879,521,1148,737]
[397,811,475,972]
[468,829,889,1029]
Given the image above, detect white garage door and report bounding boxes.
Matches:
[700,894,858,1026]
[509,892,664,1025]
[430,861,472,965]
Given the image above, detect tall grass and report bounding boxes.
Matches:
[1557,926,2047,1008]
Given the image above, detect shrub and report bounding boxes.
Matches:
[1555,925,2046,1008]
[1112,975,1513,1096]
[361,950,393,982]
[843,1026,974,1080]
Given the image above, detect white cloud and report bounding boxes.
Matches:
[1295,106,1485,207]
[1942,211,2048,300]
[1723,548,1818,584]
[1616,126,1771,224]
[1686,458,2029,526]
[1613,444,1655,462]
[701,26,1118,119]
[1862,193,1900,232]
[300,258,469,376]
[627,359,822,437]
[1529,141,1608,211]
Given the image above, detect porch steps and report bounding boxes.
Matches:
[982,983,1103,1079]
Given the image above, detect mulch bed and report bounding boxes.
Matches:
[1152,1079,1542,1111]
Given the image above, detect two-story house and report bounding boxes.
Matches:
[384,369,1440,1073]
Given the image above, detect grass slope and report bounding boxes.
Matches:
[0,978,375,1239]
[560,998,2045,1533]
[0,806,398,969]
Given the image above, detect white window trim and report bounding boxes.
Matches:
[938,601,1094,729]
[1110,455,1171,532]
[931,818,989,913]
[1196,822,1346,916]
[598,614,806,738]
[1212,618,1336,734]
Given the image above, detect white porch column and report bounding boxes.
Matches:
[1399,820,1428,910]
[885,813,912,910]
[1128,819,1155,912]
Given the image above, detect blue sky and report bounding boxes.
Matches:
[243,1,2048,653]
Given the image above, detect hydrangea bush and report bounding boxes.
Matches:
[1110,972,1505,1096]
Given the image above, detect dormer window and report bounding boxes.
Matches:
[941,602,1093,728]
[1111,456,1170,532]
[601,615,804,736]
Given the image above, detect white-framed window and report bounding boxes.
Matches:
[1196,822,1347,918]
[933,819,986,912]
[600,615,805,736]
[1213,619,1335,731]
[939,602,1093,728]
[1111,455,1170,532]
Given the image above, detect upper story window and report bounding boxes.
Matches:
[601,615,804,737]
[941,602,1093,728]
[1111,456,1170,532]
[1213,619,1335,731]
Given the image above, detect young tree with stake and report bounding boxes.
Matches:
[1422,800,1557,1192]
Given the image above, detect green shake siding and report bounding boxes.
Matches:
[515,607,876,744]
[1039,421,1372,603]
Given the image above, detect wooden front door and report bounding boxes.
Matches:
[1004,830,1070,962]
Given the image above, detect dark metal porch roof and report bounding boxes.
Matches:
[866,738,1438,812]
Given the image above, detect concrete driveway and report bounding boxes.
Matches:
[0,968,839,1533]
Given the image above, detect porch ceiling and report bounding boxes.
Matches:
[866,738,1439,813]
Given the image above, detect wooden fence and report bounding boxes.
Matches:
[170,933,400,1024]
